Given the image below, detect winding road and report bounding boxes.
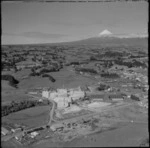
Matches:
[46,98,57,126]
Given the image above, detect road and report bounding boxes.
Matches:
[26,94,57,125]
[47,98,57,125]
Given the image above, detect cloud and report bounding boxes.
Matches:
[3,32,67,39]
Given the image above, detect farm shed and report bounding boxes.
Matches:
[1,127,9,135]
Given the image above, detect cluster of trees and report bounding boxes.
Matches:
[114,59,147,68]
[90,51,125,61]
[130,51,147,58]
[30,62,63,75]
[97,84,110,91]
[42,74,56,82]
[2,100,51,117]
[66,61,88,66]
[90,50,131,61]
[2,62,15,70]
[90,56,99,61]
[100,72,120,78]
[130,94,140,101]
[75,68,97,74]
[2,56,26,71]
[2,75,19,88]
[102,61,113,68]
[132,59,147,68]
[68,61,80,66]
[29,68,56,82]
[130,55,147,58]
[103,51,124,58]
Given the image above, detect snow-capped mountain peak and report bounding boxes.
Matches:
[98,29,148,38]
[98,29,113,37]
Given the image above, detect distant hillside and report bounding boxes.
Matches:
[2,37,148,50]
[61,37,148,47]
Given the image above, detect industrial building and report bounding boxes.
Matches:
[42,86,86,109]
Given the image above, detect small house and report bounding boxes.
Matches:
[11,127,22,133]
[30,131,39,138]
[50,123,64,132]
[1,127,9,136]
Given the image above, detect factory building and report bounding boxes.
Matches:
[69,90,85,100]
[42,86,85,109]
[42,90,51,98]
[54,97,71,109]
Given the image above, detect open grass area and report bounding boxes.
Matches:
[62,122,148,147]
[48,66,96,89]
[1,66,96,106]
[2,106,50,129]
[2,80,30,105]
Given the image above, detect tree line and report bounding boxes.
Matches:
[2,100,51,117]
[2,75,19,88]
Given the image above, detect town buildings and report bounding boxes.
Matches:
[42,86,85,109]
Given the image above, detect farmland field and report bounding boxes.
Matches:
[2,106,50,129]
[62,122,148,147]
[32,122,148,148]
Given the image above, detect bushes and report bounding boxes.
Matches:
[130,94,140,101]
[42,74,56,82]
[70,62,80,65]
[114,59,147,68]
[100,72,120,78]
[1,100,51,117]
[103,51,124,58]
[75,68,97,74]
[2,75,19,88]
[97,84,110,91]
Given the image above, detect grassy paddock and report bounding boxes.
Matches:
[2,106,50,128]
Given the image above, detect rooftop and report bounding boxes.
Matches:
[109,94,124,99]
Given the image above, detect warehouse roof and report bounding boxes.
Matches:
[109,94,123,99]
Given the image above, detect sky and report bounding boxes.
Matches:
[2,1,148,45]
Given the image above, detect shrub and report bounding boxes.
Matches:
[2,75,19,88]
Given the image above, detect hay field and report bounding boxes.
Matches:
[62,122,148,147]
[2,106,50,129]
[2,66,96,104]
[48,66,96,89]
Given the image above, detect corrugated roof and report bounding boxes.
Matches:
[109,94,123,99]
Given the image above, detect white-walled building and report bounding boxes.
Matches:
[42,90,50,98]
[42,86,85,109]
[54,97,71,109]
[69,90,85,100]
